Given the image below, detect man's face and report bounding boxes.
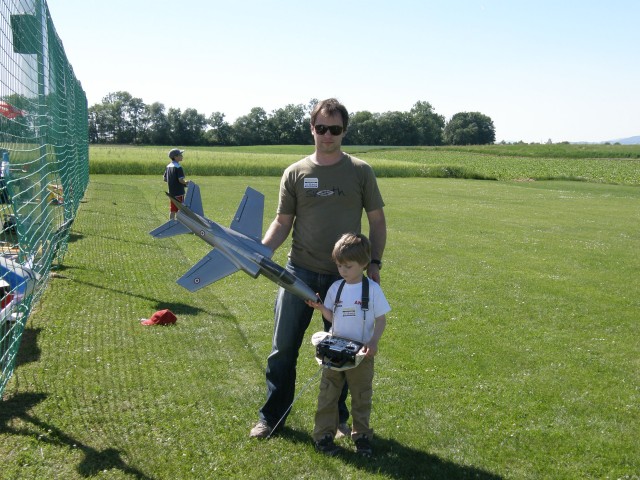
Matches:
[312,112,345,155]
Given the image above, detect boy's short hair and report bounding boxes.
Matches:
[332,233,371,266]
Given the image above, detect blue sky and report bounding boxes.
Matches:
[46,0,639,143]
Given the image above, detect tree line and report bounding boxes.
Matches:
[88,91,496,146]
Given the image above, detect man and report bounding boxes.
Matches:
[250,98,386,438]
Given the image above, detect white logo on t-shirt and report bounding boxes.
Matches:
[304,178,319,189]
[342,308,357,318]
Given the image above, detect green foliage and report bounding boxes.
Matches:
[267,104,309,145]
[343,101,445,146]
[410,100,445,145]
[443,112,496,145]
[88,94,457,147]
[2,176,638,479]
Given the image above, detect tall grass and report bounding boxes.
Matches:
[1,174,638,479]
[89,144,640,185]
[432,143,640,158]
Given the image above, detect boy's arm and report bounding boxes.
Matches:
[305,299,333,323]
[364,314,387,357]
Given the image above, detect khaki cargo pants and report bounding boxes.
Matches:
[312,356,374,442]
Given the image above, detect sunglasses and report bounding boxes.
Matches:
[314,124,344,136]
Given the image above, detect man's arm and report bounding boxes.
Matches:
[366,208,386,283]
[262,213,294,252]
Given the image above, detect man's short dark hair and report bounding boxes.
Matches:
[310,98,349,131]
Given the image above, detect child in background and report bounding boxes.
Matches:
[164,148,187,220]
[306,232,391,457]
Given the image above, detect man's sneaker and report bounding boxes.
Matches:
[335,422,351,439]
[355,435,373,457]
[315,435,341,456]
[249,420,272,439]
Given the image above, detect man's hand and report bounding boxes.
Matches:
[367,263,381,283]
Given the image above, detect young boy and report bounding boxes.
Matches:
[163,148,187,220]
[306,233,391,457]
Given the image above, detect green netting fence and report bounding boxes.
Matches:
[1,0,89,396]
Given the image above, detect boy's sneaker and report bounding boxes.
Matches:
[335,422,351,439]
[355,435,373,457]
[315,435,341,456]
[249,420,272,439]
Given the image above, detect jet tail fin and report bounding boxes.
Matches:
[183,181,203,216]
[149,182,206,238]
[230,187,265,241]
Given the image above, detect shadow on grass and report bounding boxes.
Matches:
[278,427,503,479]
[14,326,42,367]
[160,299,267,374]
[67,231,84,244]
[0,392,155,479]
[44,266,267,374]
[54,273,267,374]
[58,275,205,317]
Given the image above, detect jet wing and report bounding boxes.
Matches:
[230,187,264,242]
[150,220,191,238]
[177,249,240,292]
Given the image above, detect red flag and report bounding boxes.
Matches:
[0,101,25,119]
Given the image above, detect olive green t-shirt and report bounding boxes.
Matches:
[277,154,385,274]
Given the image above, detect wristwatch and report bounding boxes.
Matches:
[370,259,382,270]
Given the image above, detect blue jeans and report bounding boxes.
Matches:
[259,261,349,428]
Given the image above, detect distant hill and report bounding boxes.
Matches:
[604,135,640,145]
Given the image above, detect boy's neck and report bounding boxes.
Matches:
[343,276,364,285]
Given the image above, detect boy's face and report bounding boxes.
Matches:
[336,260,367,284]
[174,154,183,162]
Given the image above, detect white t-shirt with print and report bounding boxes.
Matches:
[323,279,391,343]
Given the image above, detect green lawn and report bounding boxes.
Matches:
[1,174,638,479]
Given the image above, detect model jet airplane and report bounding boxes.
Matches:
[149,182,319,302]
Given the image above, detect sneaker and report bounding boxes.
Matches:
[315,435,341,456]
[249,420,272,439]
[335,422,351,439]
[355,435,373,457]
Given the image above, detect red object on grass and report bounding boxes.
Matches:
[141,309,177,326]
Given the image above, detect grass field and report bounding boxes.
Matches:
[1,145,639,479]
[88,144,640,185]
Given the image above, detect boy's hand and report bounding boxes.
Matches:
[363,341,379,357]
[305,296,323,309]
